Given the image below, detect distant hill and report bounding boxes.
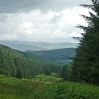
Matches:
[19,51,61,64]
[0,40,78,51]
[0,41,43,51]
[27,48,76,60]
[26,48,76,64]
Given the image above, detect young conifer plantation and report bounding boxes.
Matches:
[0,44,61,79]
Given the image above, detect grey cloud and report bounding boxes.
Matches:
[0,15,7,22]
[0,0,91,13]
[49,15,61,24]
[0,0,91,42]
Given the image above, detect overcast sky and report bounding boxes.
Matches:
[0,0,92,42]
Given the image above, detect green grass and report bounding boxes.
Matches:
[0,75,49,99]
[33,73,62,83]
[0,74,99,99]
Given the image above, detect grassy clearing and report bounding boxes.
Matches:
[33,73,62,83]
[0,75,49,99]
[0,74,99,99]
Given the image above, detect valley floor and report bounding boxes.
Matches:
[0,74,99,99]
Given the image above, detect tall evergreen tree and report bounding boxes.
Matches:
[61,64,72,81]
[16,68,23,79]
[72,0,99,85]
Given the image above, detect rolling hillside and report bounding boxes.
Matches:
[27,48,76,60]
[26,48,76,64]
[0,44,61,79]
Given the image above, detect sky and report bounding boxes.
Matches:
[0,0,92,43]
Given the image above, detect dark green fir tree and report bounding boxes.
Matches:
[72,0,99,85]
[16,68,23,79]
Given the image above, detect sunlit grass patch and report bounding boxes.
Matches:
[33,73,62,83]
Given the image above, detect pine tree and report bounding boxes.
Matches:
[0,49,4,74]
[16,68,23,79]
[72,0,99,85]
[61,64,72,80]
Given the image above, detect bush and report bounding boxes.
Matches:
[37,81,99,99]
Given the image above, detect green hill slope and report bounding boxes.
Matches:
[21,51,60,64]
[26,48,75,64]
[0,44,61,79]
[30,48,76,60]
